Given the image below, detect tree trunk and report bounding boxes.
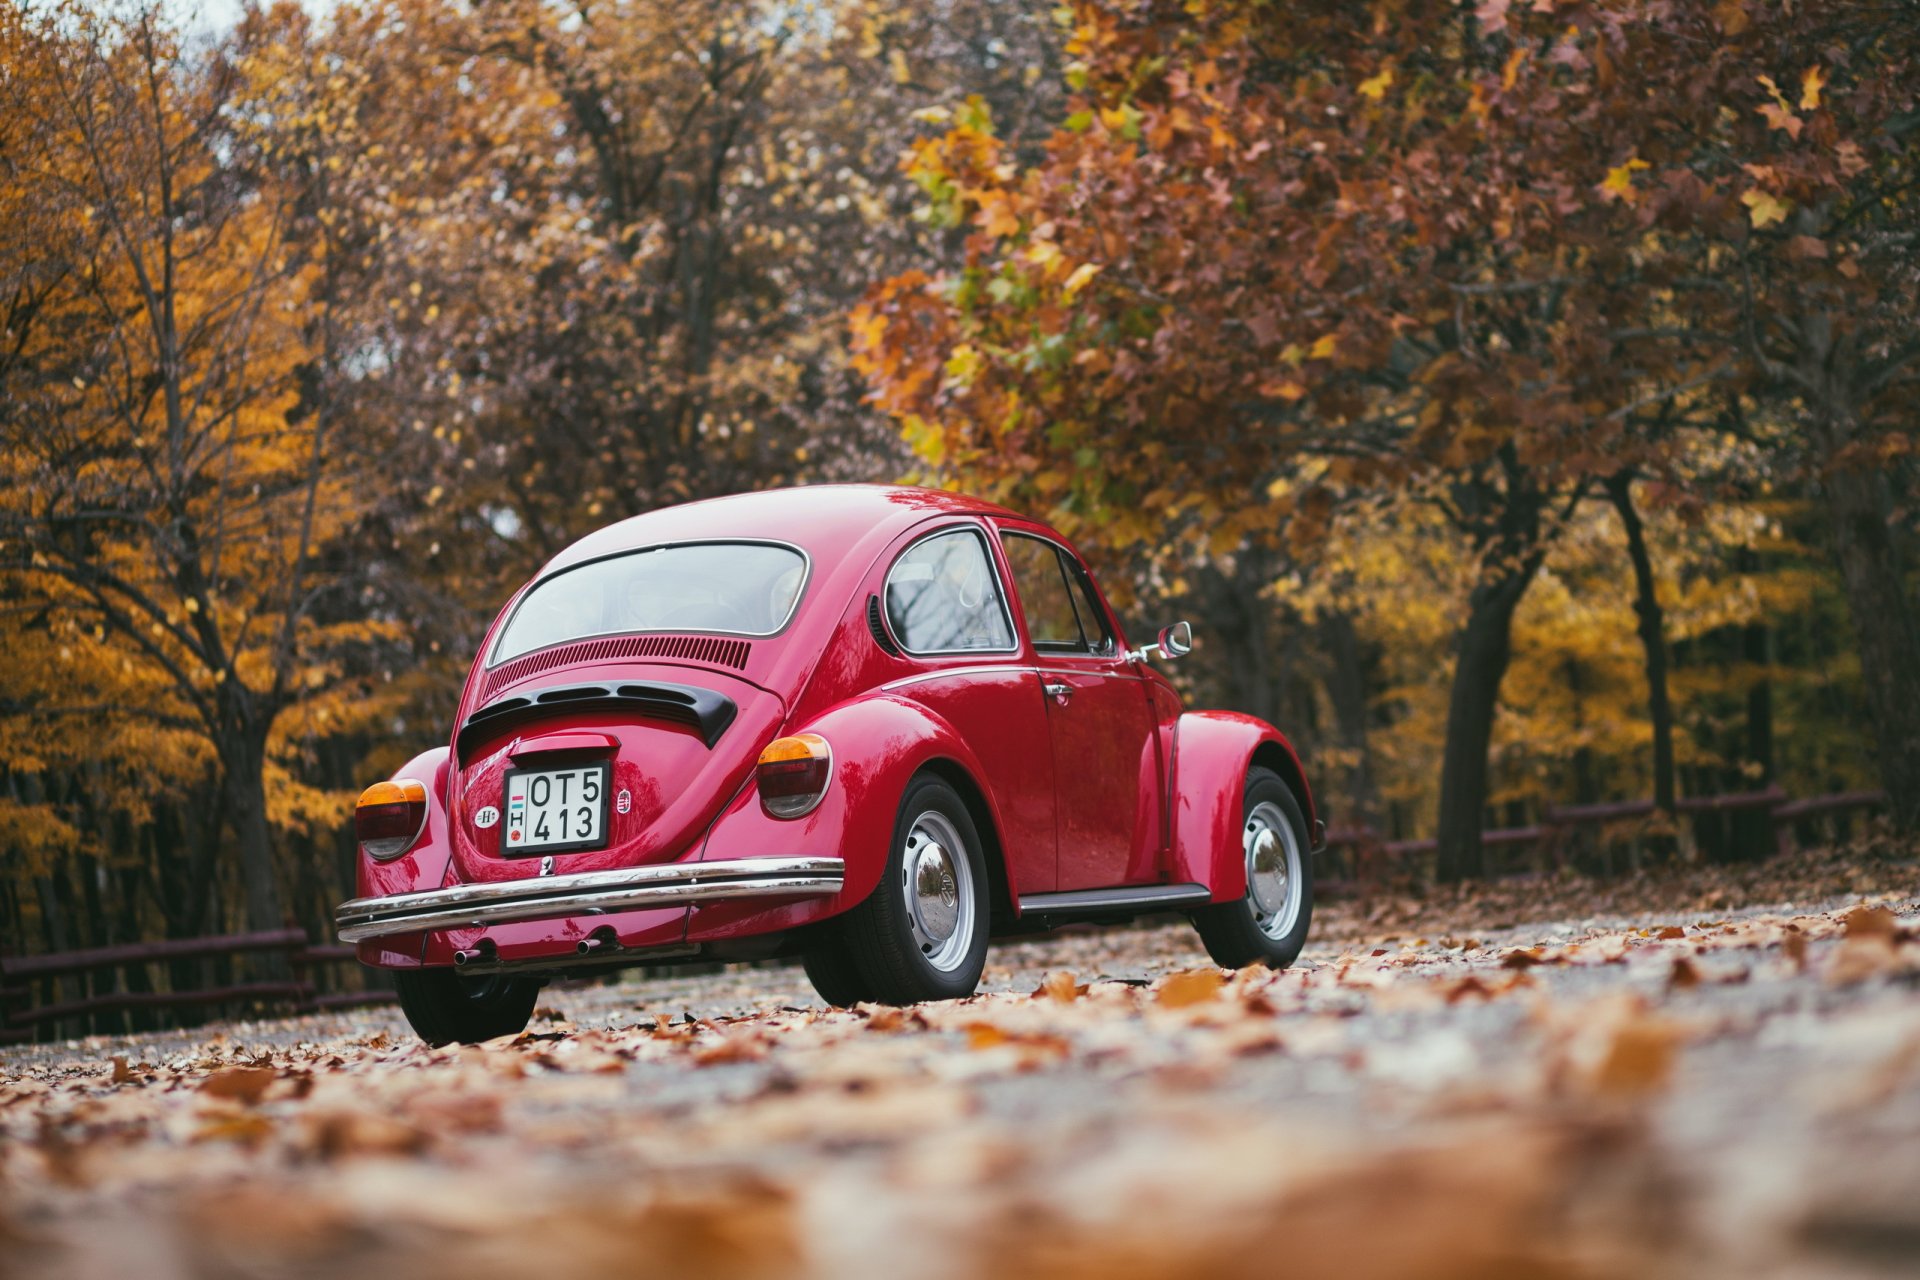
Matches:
[1605,473,1677,816]
[1823,462,1920,833]
[218,728,286,938]
[1435,558,1541,881]
[1320,609,1381,833]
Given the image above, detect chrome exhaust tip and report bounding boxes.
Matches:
[453,939,496,966]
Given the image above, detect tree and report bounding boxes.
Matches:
[855,0,1920,870]
[0,1,394,935]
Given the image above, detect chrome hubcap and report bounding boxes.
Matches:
[902,811,974,973]
[1245,801,1303,941]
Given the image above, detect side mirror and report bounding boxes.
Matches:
[1128,620,1194,663]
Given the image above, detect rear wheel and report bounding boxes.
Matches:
[1190,766,1314,969]
[800,934,872,1007]
[394,967,541,1046]
[812,773,989,1005]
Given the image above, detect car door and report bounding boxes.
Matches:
[997,527,1162,891]
[879,522,1061,896]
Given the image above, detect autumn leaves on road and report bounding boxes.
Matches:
[6,887,1919,1280]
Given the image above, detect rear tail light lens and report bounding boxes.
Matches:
[756,733,832,818]
[356,778,429,860]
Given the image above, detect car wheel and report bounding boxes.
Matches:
[1190,766,1314,970]
[835,773,990,1004]
[393,967,541,1046]
[800,934,872,1007]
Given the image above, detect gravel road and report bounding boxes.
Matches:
[5,887,1918,1280]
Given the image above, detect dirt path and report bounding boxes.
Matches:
[5,889,1919,1280]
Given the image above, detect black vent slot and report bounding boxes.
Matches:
[867,594,900,656]
[456,680,737,760]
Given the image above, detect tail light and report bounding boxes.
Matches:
[356,778,429,860]
[756,733,832,818]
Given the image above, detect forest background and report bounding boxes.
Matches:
[1,0,1915,956]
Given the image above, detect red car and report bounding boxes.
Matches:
[337,486,1321,1044]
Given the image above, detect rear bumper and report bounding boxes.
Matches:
[335,857,844,944]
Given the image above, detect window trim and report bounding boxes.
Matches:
[882,524,1021,658]
[487,538,812,668]
[1000,530,1118,659]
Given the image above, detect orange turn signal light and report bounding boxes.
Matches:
[756,734,831,818]
[356,777,429,861]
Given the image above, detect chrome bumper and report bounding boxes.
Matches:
[335,857,844,944]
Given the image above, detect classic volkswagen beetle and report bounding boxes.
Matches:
[338,485,1321,1044]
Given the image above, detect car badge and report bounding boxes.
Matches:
[540,855,555,877]
[617,789,632,815]
[474,805,500,829]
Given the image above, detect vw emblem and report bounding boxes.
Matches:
[617,788,632,815]
[473,805,500,829]
[540,855,555,877]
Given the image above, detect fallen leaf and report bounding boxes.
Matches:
[200,1067,278,1106]
[1156,969,1225,1008]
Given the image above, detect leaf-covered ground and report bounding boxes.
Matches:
[5,852,1919,1280]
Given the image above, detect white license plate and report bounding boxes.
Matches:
[501,763,610,854]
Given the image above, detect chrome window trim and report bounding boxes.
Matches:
[881,524,1021,658]
[996,529,1120,658]
[486,537,813,668]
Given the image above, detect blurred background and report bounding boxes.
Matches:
[1,0,1913,978]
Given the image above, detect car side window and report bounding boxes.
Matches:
[1064,561,1116,655]
[1003,533,1093,653]
[884,528,1015,654]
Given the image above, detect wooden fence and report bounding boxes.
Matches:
[0,929,390,1045]
[1320,787,1889,891]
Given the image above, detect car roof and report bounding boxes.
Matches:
[538,484,1027,578]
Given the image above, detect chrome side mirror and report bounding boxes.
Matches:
[1128,620,1193,663]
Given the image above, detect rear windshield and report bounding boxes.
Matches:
[490,542,807,665]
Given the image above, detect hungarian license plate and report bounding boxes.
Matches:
[501,763,610,854]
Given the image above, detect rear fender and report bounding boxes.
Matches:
[1168,712,1316,903]
[354,745,454,967]
[689,695,1011,943]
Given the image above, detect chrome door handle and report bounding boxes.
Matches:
[1042,681,1072,701]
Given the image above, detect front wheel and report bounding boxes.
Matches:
[809,773,989,1005]
[1190,766,1314,969]
[393,967,541,1046]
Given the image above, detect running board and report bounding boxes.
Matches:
[1017,883,1213,918]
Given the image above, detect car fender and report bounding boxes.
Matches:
[690,694,1013,943]
[1167,711,1317,903]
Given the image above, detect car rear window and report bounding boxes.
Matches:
[490,542,807,665]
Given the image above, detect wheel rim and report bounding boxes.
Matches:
[900,810,975,973]
[1244,800,1303,941]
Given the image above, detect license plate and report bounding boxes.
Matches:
[501,763,611,855]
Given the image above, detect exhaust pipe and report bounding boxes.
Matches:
[453,939,497,967]
[577,927,621,957]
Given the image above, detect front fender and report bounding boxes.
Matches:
[1168,712,1316,903]
[353,745,454,966]
[689,694,1009,943]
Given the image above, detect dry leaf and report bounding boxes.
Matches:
[1593,1016,1681,1097]
[199,1067,278,1106]
[1036,970,1082,1003]
[1156,969,1225,1008]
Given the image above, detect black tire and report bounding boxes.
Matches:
[1190,766,1314,970]
[394,967,541,1046]
[800,933,873,1007]
[831,773,990,1004]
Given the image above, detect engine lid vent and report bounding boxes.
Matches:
[482,633,751,700]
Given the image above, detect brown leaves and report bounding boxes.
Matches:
[198,1067,279,1106]
[1155,969,1224,1008]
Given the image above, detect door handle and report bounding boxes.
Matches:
[1042,681,1073,702]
